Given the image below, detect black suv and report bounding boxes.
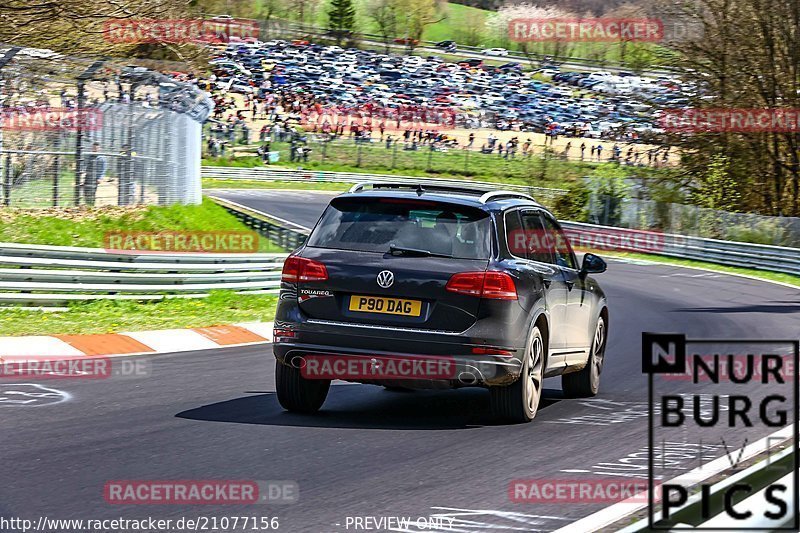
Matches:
[273,183,609,422]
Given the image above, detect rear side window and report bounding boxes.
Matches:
[541,216,577,270]
[505,209,552,264]
[307,197,492,259]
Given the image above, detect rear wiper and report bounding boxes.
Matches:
[388,244,452,258]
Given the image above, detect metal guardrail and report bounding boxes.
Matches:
[3,193,798,309]
[211,195,310,250]
[201,166,570,206]
[0,198,308,308]
[562,221,800,277]
[0,243,288,307]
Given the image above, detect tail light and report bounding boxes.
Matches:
[472,346,515,356]
[282,256,328,282]
[446,271,517,300]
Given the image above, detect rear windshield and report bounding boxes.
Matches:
[307,197,492,259]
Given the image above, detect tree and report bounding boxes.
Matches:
[456,11,486,47]
[662,0,800,216]
[288,0,323,29]
[396,0,445,52]
[367,0,400,52]
[327,0,357,45]
[0,0,191,56]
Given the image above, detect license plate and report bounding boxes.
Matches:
[348,295,422,317]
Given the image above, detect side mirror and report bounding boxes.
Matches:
[580,253,607,278]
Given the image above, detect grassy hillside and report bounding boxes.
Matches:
[308,0,665,67]
[0,198,283,251]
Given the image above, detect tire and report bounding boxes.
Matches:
[562,315,606,398]
[275,360,330,413]
[490,325,545,423]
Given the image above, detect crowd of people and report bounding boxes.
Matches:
[198,38,680,167]
[202,85,674,168]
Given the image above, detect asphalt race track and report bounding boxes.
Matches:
[2,188,798,532]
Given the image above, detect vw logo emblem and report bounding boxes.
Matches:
[376,270,394,289]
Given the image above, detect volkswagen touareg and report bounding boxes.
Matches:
[272,182,609,423]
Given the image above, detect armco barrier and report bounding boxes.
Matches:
[2,196,798,309]
[0,243,288,308]
[562,221,800,276]
[211,195,309,251]
[0,200,307,309]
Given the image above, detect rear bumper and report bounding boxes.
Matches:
[272,320,524,387]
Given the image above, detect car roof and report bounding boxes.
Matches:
[335,185,547,212]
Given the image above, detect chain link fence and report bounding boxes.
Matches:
[0,44,213,208]
[202,127,670,185]
[588,193,800,247]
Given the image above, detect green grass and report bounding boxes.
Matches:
[203,142,602,189]
[422,2,488,44]
[0,291,278,336]
[0,198,286,335]
[0,197,283,252]
[7,172,78,208]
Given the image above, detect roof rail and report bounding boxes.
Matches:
[348,182,486,196]
[478,190,536,203]
[349,183,538,204]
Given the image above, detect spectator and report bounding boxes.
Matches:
[84,142,107,206]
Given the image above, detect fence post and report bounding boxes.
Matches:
[0,47,21,207]
[74,60,104,207]
[52,134,61,206]
[2,154,10,207]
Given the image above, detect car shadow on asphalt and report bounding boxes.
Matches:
[176,385,563,430]
[673,303,800,314]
